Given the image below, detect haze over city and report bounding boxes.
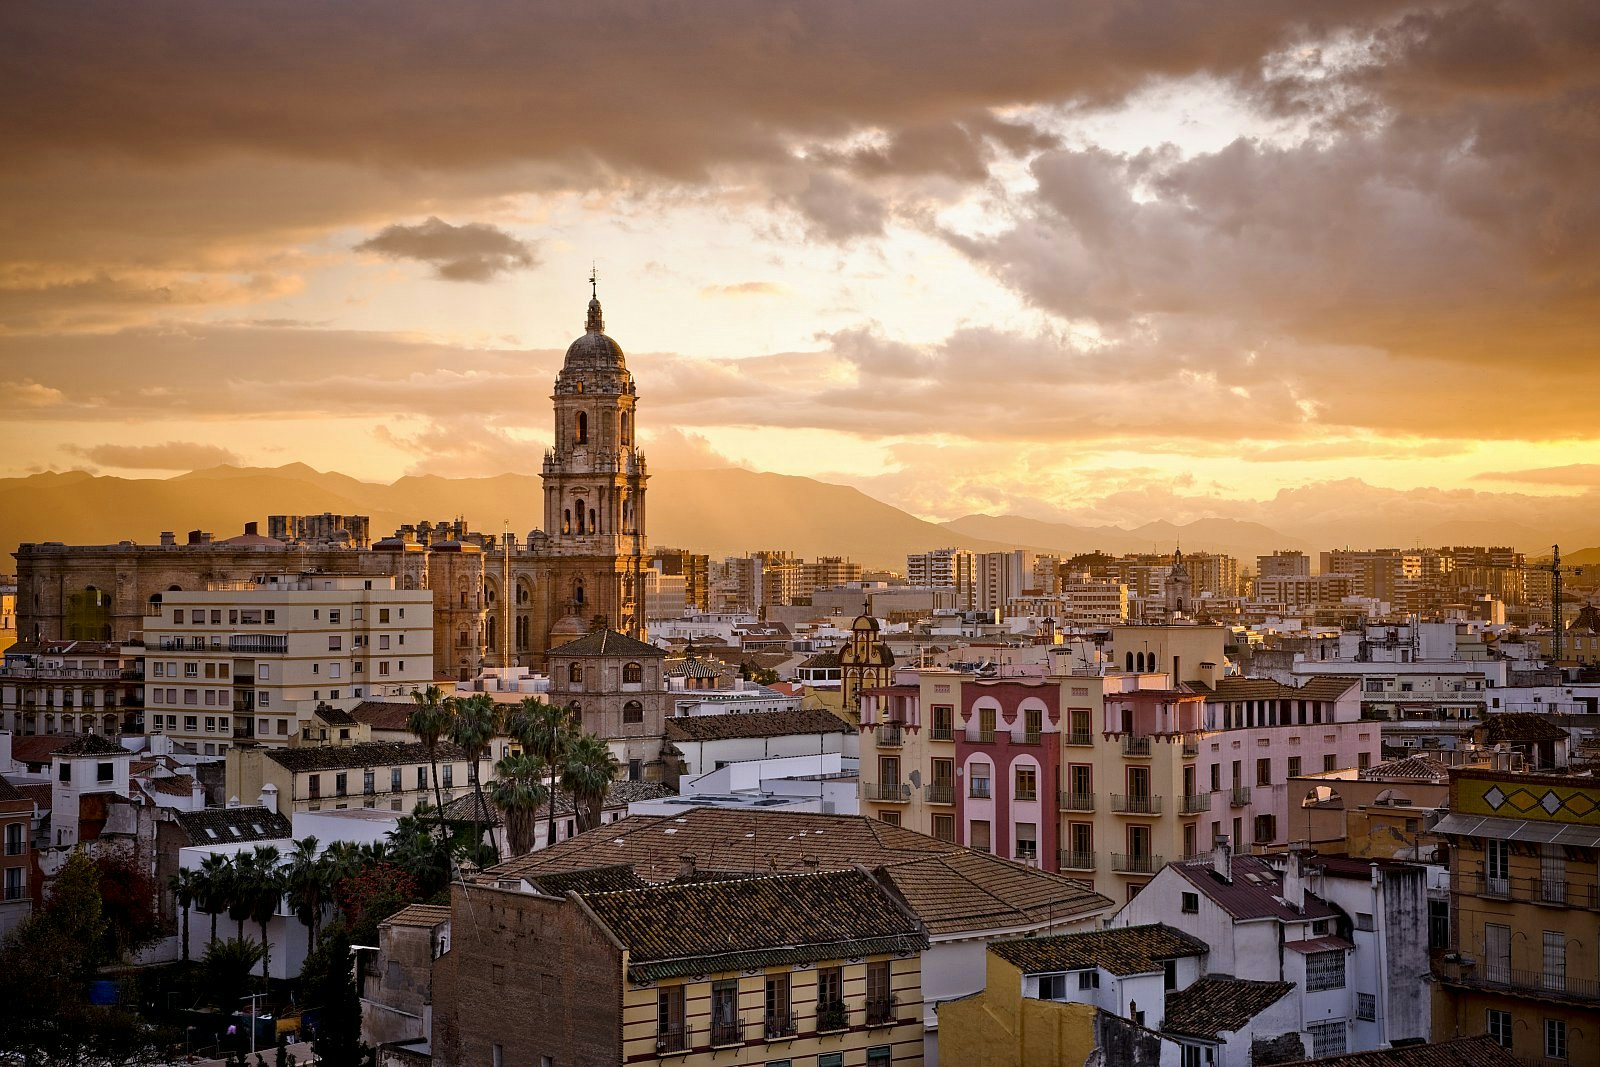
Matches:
[4,2,1598,535]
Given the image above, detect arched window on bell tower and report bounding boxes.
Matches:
[620,411,631,446]
[575,411,588,445]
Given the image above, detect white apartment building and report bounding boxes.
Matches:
[141,575,433,756]
[906,548,977,610]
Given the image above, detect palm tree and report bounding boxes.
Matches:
[226,852,255,942]
[488,753,548,857]
[561,733,621,836]
[510,697,576,849]
[285,837,329,954]
[169,867,199,962]
[448,693,501,859]
[245,845,284,980]
[409,685,455,844]
[202,937,265,1014]
[197,853,232,946]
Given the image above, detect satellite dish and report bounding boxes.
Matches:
[908,769,922,788]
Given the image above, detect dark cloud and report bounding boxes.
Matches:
[68,441,242,470]
[355,217,537,281]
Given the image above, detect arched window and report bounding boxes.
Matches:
[568,662,583,684]
[573,580,585,606]
[1125,652,1134,672]
[620,412,631,446]
[483,582,496,604]
[589,507,597,533]
[458,630,469,648]
[622,700,643,724]
[486,616,497,650]
[563,508,572,535]
[575,411,588,444]
[576,508,586,535]
[623,662,642,684]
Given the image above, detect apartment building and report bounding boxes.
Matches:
[140,575,432,755]
[224,739,485,816]
[1432,767,1600,1067]
[0,639,143,737]
[906,549,977,611]
[0,774,35,936]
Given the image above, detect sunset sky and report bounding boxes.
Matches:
[3,2,1598,529]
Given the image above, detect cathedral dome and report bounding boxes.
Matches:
[561,295,627,374]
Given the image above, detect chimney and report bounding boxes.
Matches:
[243,521,258,537]
[187,529,203,545]
[257,782,278,814]
[160,531,176,547]
[1282,851,1305,911]
[679,853,697,879]
[1198,661,1220,689]
[1213,834,1233,883]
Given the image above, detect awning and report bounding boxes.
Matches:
[1432,813,1600,848]
[1284,936,1354,954]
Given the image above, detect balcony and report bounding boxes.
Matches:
[865,994,897,1027]
[1230,785,1253,806]
[1057,849,1096,871]
[875,723,903,748]
[763,1014,797,1041]
[1435,958,1600,1004]
[1057,791,1095,812]
[709,1019,745,1048]
[1111,793,1163,815]
[1122,736,1152,757]
[1180,792,1213,815]
[228,634,288,654]
[232,722,254,740]
[1064,730,1094,747]
[1182,741,1200,758]
[977,729,996,743]
[233,694,255,714]
[1457,872,1600,910]
[1019,730,1042,746]
[656,1025,690,1055]
[1111,853,1164,875]
[816,1002,849,1033]
[925,782,955,805]
[861,782,911,803]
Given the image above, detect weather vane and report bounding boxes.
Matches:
[589,263,599,298]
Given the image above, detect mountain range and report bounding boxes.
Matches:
[0,464,1593,573]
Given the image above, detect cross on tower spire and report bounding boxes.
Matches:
[585,265,604,333]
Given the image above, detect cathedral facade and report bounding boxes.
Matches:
[14,290,650,680]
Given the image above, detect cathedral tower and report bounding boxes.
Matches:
[539,284,649,649]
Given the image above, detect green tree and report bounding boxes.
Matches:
[244,845,284,980]
[169,866,199,962]
[226,852,255,942]
[95,853,163,962]
[510,697,576,849]
[196,852,233,946]
[488,752,548,856]
[202,937,265,1013]
[298,921,367,1067]
[561,732,621,835]
[448,692,501,859]
[408,684,455,844]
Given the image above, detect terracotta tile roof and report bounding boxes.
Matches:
[667,656,724,679]
[1480,712,1568,742]
[1189,676,1359,702]
[312,704,358,726]
[0,775,25,803]
[172,805,291,844]
[1274,1035,1517,1067]
[989,923,1207,977]
[1160,976,1294,1040]
[265,740,471,773]
[664,708,852,743]
[382,904,451,928]
[9,735,78,766]
[1169,855,1340,923]
[486,808,1112,939]
[1284,935,1354,953]
[577,868,925,983]
[55,734,128,756]
[351,700,414,732]
[145,775,199,796]
[527,864,650,896]
[798,651,841,669]
[549,629,664,659]
[13,783,51,811]
[1359,755,1450,781]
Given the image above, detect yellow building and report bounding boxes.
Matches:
[436,866,928,1066]
[1432,767,1600,1066]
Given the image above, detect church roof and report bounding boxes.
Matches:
[560,293,628,375]
[549,628,663,659]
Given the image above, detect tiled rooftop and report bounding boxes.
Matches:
[1160,976,1294,1040]
[172,805,291,844]
[549,629,663,659]
[1480,712,1568,742]
[1188,676,1359,702]
[1358,754,1450,781]
[350,700,414,732]
[1169,854,1339,923]
[578,868,925,983]
[664,708,851,742]
[382,903,451,928]
[8,735,79,766]
[265,740,472,772]
[485,808,1111,938]
[1275,1035,1516,1067]
[988,923,1207,977]
[55,734,129,757]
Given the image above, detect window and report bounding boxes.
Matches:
[932,814,955,843]
[623,701,644,724]
[1355,912,1374,931]
[417,767,427,790]
[363,770,375,795]
[379,608,390,624]
[1015,765,1037,801]
[308,774,321,799]
[391,768,402,792]
[1036,973,1066,1000]
[1308,1021,1345,1058]
[1256,757,1271,786]
[764,972,793,1037]
[1287,756,1301,778]
[1543,930,1565,992]
[1077,969,1099,990]
[710,980,739,1046]
[1323,754,1337,773]
[1181,892,1199,914]
[184,715,197,730]
[568,662,582,683]
[1015,823,1037,862]
[96,761,114,783]
[258,692,270,708]
[931,704,954,739]
[866,961,892,1025]
[979,706,996,740]
[1486,839,1510,895]
[969,763,991,798]
[442,765,453,788]
[1358,993,1376,1021]
[1544,1019,1567,1062]
[628,758,642,782]
[184,662,199,678]
[174,610,184,624]
[4,823,22,856]
[1429,898,1450,951]
[867,1048,890,1067]
[623,661,642,684]
[335,772,348,796]
[819,1056,843,1067]
[1306,949,1346,991]
[1358,751,1371,770]
[970,820,990,853]
[816,966,844,1029]
[1486,1009,1512,1050]
[1253,814,1276,844]
[657,986,686,1052]
[57,762,70,783]
[4,868,23,901]
[1181,1046,1203,1067]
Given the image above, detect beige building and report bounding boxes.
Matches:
[545,627,671,782]
[140,575,432,756]
[225,738,485,815]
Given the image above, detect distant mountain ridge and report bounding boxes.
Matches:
[0,464,1586,574]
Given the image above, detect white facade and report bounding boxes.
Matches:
[142,576,433,756]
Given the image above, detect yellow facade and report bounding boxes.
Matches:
[1433,768,1600,1067]
[621,953,924,1065]
[937,952,1099,1067]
